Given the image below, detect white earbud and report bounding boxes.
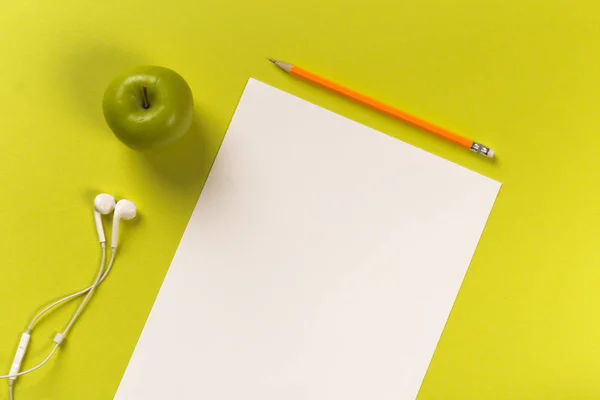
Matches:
[94,194,116,243]
[112,199,137,249]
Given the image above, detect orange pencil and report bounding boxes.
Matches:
[269,59,494,158]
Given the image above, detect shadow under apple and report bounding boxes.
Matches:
[132,110,216,190]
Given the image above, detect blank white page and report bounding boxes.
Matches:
[114,79,501,400]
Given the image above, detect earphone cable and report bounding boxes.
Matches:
[0,245,108,381]
[26,247,119,332]
[62,248,116,337]
[1,343,60,380]
[3,193,137,399]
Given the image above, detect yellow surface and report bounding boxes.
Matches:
[0,0,599,398]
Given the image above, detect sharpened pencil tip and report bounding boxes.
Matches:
[268,59,293,73]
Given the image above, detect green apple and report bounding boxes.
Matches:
[103,66,194,150]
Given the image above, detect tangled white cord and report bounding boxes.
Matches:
[27,247,118,333]
[2,193,137,399]
[2,245,117,399]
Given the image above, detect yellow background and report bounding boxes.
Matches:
[0,0,599,398]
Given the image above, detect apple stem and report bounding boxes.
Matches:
[142,85,150,109]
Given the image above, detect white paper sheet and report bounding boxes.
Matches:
[114,79,501,400]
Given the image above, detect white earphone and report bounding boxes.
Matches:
[94,193,116,243]
[112,199,137,248]
[2,193,138,400]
